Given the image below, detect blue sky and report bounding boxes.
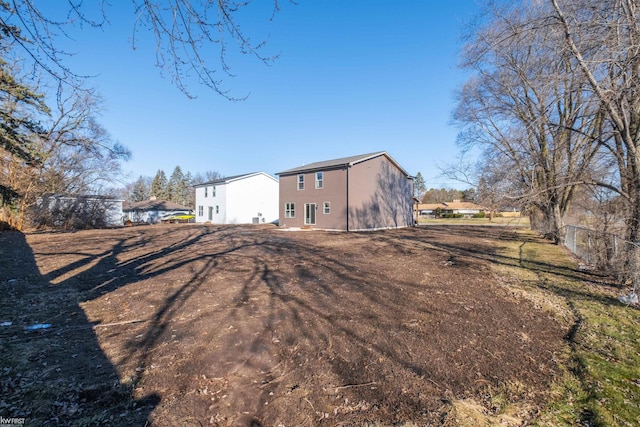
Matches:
[45,1,480,189]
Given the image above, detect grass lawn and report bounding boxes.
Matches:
[491,229,640,427]
[417,216,531,227]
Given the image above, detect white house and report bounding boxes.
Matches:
[35,194,124,228]
[194,172,279,224]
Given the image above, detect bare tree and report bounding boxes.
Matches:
[40,86,130,191]
[192,170,223,185]
[0,1,282,98]
[454,1,605,243]
[2,82,129,228]
[550,0,640,290]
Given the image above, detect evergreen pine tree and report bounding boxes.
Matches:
[168,166,188,205]
[0,56,49,209]
[131,176,151,202]
[150,170,168,200]
[414,172,427,199]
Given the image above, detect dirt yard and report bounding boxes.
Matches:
[0,224,568,426]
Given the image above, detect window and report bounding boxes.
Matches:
[323,201,330,214]
[215,205,220,214]
[198,206,203,216]
[315,171,324,189]
[204,187,208,197]
[285,202,295,218]
[297,174,304,190]
[212,186,216,197]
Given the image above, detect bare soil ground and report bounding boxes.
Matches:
[0,224,568,426]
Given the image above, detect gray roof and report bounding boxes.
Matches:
[123,199,190,212]
[193,172,277,187]
[277,151,410,176]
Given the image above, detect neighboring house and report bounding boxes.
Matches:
[123,198,191,224]
[34,194,124,228]
[418,200,488,218]
[277,151,414,231]
[193,172,279,224]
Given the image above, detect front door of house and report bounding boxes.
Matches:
[304,203,316,225]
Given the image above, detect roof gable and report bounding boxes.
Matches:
[277,151,410,177]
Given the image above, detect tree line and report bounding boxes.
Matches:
[0,53,129,229]
[2,1,262,229]
[420,188,477,204]
[122,169,222,208]
[454,0,640,290]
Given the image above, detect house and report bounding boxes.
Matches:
[123,198,191,224]
[277,152,414,231]
[418,200,488,218]
[193,172,279,224]
[34,194,124,228]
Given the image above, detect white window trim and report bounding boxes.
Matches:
[285,202,295,218]
[304,203,316,225]
[315,171,324,189]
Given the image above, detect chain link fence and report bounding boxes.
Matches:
[563,225,640,287]
[563,225,619,268]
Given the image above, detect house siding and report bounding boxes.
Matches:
[278,153,413,231]
[348,155,414,230]
[226,175,278,224]
[195,173,278,224]
[37,195,124,228]
[279,168,348,229]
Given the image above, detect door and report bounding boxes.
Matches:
[304,203,316,225]
[208,206,213,221]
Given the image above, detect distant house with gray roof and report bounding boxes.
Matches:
[276,152,414,231]
[123,198,191,224]
[418,200,489,218]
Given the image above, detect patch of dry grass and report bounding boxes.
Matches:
[483,229,640,427]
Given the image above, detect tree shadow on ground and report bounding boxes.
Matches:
[0,230,159,426]
[1,224,576,426]
[407,225,619,289]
